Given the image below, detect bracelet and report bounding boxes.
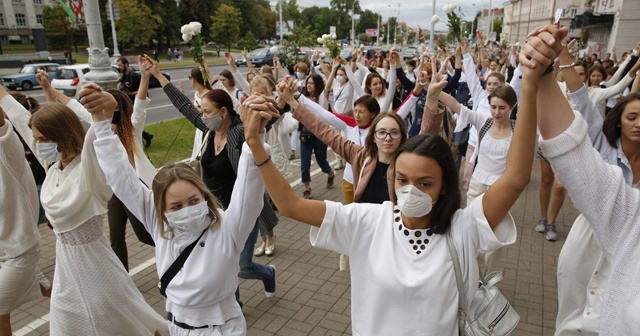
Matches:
[254,155,271,167]
[558,62,575,71]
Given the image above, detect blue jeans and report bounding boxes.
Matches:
[290,129,300,154]
[300,136,332,183]
[236,220,273,305]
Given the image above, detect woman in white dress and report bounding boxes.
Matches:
[87,84,273,335]
[0,109,50,336]
[0,84,168,335]
[239,55,541,334]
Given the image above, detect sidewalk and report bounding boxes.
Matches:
[11,156,578,335]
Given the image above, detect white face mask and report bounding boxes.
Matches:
[296,72,306,79]
[37,142,61,162]
[202,112,224,132]
[335,75,346,84]
[165,201,212,233]
[395,185,437,218]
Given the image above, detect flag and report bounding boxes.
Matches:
[71,0,83,20]
[57,0,77,21]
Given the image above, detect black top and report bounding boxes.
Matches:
[119,70,141,102]
[360,161,390,204]
[202,145,235,209]
[15,127,46,184]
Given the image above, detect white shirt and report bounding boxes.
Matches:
[540,112,640,335]
[94,120,267,328]
[310,196,516,336]
[191,93,204,161]
[456,105,512,185]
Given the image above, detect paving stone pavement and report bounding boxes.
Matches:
[11,152,579,336]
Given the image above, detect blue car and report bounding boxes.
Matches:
[1,63,59,91]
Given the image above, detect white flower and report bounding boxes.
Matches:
[180,24,191,35]
[431,15,440,24]
[331,34,337,39]
[317,37,323,44]
[322,34,329,40]
[270,46,278,54]
[189,22,202,35]
[182,33,192,42]
[444,3,457,14]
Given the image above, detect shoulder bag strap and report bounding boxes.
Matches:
[159,229,207,298]
[196,130,212,160]
[446,230,470,331]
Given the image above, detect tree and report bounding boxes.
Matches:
[491,18,503,42]
[356,9,379,38]
[210,4,243,52]
[140,0,181,49]
[472,11,481,37]
[42,5,75,55]
[358,33,371,44]
[237,31,259,51]
[116,0,160,52]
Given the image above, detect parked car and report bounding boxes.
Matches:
[51,64,91,99]
[403,46,418,60]
[248,47,284,67]
[125,64,171,88]
[1,63,59,91]
[235,55,247,67]
[340,48,353,62]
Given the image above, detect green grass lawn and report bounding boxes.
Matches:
[142,117,197,168]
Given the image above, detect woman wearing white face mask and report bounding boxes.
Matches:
[240,47,541,334]
[89,85,275,335]
[146,59,279,309]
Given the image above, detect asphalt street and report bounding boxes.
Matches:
[24,64,250,125]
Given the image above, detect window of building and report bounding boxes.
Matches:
[33,0,43,4]
[0,36,8,44]
[12,0,22,3]
[20,35,30,44]
[570,9,577,18]
[15,14,26,26]
[0,13,4,26]
[36,14,42,24]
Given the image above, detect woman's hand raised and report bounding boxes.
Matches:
[240,94,280,142]
[78,84,117,122]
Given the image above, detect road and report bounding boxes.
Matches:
[25,64,250,124]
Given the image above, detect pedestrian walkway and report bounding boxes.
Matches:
[11,154,578,335]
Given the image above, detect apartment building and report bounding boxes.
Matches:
[0,0,54,44]
[504,0,586,45]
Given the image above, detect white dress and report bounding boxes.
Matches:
[40,127,168,335]
[310,195,516,336]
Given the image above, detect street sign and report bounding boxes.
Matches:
[106,2,120,21]
[330,26,336,36]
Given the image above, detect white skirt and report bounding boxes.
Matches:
[0,244,49,314]
[49,215,168,335]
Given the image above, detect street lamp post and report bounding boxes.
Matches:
[279,0,283,43]
[429,0,435,51]
[351,1,356,47]
[393,3,400,49]
[107,0,120,57]
[83,0,119,88]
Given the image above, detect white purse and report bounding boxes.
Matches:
[446,231,520,335]
[187,130,211,179]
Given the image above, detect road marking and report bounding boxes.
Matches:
[16,158,337,335]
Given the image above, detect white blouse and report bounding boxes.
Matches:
[310,196,516,336]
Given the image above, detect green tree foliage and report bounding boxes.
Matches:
[140,0,181,49]
[358,33,371,44]
[116,0,160,51]
[42,5,75,53]
[492,18,503,42]
[210,4,243,52]
[237,31,259,51]
[356,10,379,37]
[280,24,316,70]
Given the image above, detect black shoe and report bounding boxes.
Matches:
[142,132,154,148]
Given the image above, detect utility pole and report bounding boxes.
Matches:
[108,0,120,56]
[351,1,356,46]
[376,14,380,46]
[488,0,493,42]
[279,0,283,43]
[83,0,119,88]
[393,3,400,49]
[429,0,435,51]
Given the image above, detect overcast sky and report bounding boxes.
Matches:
[299,0,491,30]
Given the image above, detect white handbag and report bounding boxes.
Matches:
[187,130,211,179]
[446,231,520,336]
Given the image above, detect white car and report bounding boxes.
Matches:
[51,64,91,99]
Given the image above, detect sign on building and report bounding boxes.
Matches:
[365,28,378,37]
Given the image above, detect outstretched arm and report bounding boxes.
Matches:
[243,94,327,227]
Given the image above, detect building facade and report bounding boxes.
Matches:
[505,0,586,45]
[0,0,54,44]
[477,8,505,41]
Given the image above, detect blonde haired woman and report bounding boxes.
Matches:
[87,85,273,335]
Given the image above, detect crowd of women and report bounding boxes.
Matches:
[1,22,639,336]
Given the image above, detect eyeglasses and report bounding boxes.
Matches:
[374,129,402,140]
